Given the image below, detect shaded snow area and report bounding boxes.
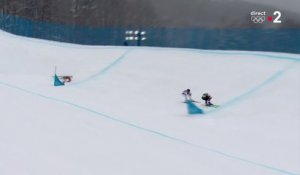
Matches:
[0,30,300,175]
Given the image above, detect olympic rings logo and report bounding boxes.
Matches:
[251,16,265,23]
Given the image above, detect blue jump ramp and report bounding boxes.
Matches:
[186,101,204,115]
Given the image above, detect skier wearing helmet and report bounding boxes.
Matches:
[182,89,192,102]
[202,93,212,106]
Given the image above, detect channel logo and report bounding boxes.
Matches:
[250,11,282,24]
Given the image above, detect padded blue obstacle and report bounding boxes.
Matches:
[186,101,204,115]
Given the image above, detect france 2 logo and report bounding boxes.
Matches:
[250,11,282,24]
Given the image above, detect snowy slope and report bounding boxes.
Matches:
[0,30,300,175]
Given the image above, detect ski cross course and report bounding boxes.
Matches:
[0,45,299,175]
[0,29,300,175]
[0,78,299,175]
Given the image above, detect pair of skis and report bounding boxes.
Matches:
[183,100,220,108]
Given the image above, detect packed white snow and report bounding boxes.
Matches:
[0,30,299,175]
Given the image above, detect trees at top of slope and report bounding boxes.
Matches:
[0,0,160,27]
[1,0,299,28]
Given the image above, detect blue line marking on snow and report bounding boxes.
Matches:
[0,36,299,174]
[71,49,132,86]
[205,63,295,114]
[57,46,298,87]
[0,81,299,175]
[139,47,300,62]
[193,49,300,62]
[65,47,298,87]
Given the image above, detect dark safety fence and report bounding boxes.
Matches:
[1,14,300,53]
